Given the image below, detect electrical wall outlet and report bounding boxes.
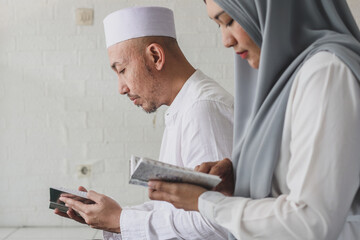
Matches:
[76,8,94,26]
[77,164,92,178]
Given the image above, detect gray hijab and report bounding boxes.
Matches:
[213,0,360,201]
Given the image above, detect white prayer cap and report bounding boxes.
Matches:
[103,6,176,48]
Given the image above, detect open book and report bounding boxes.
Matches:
[49,187,95,217]
[129,155,222,189]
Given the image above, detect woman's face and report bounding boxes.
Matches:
[205,0,261,69]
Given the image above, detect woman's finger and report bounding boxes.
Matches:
[196,161,218,173]
[148,180,175,194]
[208,158,232,176]
[78,186,88,192]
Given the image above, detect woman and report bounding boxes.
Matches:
[148,0,360,239]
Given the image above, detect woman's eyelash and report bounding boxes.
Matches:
[216,19,233,28]
[226,19,234,27]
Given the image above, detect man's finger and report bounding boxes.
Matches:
[67,208,86,223]
[86,190,105,203]
[59,196,88,213]
[54,208,70,219]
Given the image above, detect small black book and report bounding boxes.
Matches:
[49,187,95,217]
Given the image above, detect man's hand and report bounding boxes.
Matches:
[54,186,87,224]
[195,158,234,196]
[148,181,207,211]
[56,186,122,233]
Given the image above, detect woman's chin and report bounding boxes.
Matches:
[248,59,260,69]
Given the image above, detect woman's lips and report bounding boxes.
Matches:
[237,51,248,59]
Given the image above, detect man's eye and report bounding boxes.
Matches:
[226,19,234,27]
[119,69,125,74]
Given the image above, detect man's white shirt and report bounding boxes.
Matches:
[104,70,234,240]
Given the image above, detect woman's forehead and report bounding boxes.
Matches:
[205,0,225,19]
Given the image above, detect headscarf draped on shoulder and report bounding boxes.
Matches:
[213,0,360,199]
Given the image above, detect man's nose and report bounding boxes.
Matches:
[118,79,130,95]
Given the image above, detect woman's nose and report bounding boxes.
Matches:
[222,29,236,48]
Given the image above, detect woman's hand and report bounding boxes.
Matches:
[148,181,207,211]
[195,158,234,196]
[148,158,234,211]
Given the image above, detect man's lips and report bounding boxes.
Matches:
[237,50,248,59]
[128,96,140,104]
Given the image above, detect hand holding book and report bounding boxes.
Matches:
[194,158,234,196]
[148,158,235,211]
[49,187,95,218]
[51,155,229,225]
[129,155,222,189]
[51,186,122,233]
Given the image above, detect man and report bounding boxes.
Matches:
[56,6,234,239]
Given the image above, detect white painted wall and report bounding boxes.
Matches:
[0,0,359,227]
[0,0,233,227]
[349,0,360,26]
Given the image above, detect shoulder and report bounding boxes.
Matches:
[290,51,360,117]
[185,99,234,121]
[175,70,234,125]
[296,51,355,87]
[292,51,357,100]
[186,70,234,111]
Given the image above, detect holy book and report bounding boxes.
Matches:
[129,155,221,189]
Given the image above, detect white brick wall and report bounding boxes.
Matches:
[0,0,359,227]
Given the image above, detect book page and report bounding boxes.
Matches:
[129,156,221,189]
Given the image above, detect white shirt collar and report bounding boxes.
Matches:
[164,69,202,124]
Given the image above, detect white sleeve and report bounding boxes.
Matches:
[103,231,122,240]
[108,101,233,240]
[120,201,228,240]
[198,53,360,240]
[103,202,158,240]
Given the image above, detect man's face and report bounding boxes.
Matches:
[108,40,162,113]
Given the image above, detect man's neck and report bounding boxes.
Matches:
[166,63,196,106]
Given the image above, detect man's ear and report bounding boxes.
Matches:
[145,43,165,71]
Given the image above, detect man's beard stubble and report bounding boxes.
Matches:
[142,61,159,114]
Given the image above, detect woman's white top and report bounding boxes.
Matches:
[199,52,360,240]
